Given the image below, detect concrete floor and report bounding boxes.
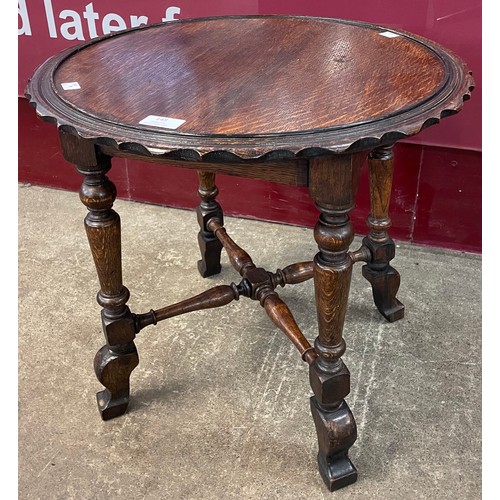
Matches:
[19,185,481,499]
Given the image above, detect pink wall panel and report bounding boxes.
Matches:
[412,146,482,251]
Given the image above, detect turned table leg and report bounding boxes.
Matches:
[60,132,139,420]
[196,171,223,277]
[307,154,365,491]
[362,145,404,322]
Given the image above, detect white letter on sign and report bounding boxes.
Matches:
[83,3,100,39]
[130,15,149,28]
[43,0,57,38]
[162,7,180,22]
[102,13,127,34]
[59,10,85,40]
[18,0,32,36]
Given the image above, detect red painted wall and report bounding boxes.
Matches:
[18,1,482,252]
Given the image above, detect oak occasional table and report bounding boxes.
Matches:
[26,15,473,491]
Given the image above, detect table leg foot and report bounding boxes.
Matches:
[94,343,139,420]
[362,260,405,322]
[197,171,223,277]
[197,236,222,278]
[364,145,404,322]
[308,153,365,491]
[311,398,358,491]
[68,141,140,420]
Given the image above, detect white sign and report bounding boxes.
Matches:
[139,115,186,130]
[61,82,81,90]
[379,31,400,38]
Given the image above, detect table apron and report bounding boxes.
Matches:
[98,146,309,186]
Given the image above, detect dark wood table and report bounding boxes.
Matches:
[26,15,473,491]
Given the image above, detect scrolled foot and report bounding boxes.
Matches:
[94,343,139,420]
[310,398,358,491]
[362,264,405,322]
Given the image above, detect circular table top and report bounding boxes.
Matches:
[26,15,473,160]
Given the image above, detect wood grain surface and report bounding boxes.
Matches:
[53,17,445,135]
